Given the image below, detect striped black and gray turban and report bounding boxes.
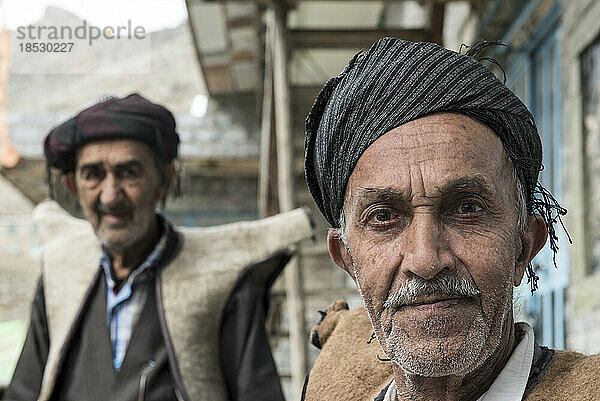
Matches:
[305,37,568,290]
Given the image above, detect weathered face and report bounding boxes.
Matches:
[68,139,169,253]
[328,113,545,377]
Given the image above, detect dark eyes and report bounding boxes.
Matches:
[118,167,138,179]
[81,167,104,181]
[363,198,486,230]
[364,207,404,229]
[79,167,140,182]
[455,202,483,215]
[374,210,393,222]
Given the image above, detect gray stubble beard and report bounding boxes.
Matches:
[346,247,502,378]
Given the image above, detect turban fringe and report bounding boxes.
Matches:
[305,38,569,293]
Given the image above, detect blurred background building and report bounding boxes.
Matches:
[1,0,599,399]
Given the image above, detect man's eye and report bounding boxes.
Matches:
[374,210,393,222]
[363,207,408,231]
[366,208,399,225]
[121,169,135,178]
[118,167,139,180]
[81,169,104,181]
[457,202,482,214]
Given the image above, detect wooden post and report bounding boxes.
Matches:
[429,1,446,46]
[270,3,307,399]
[258,14,278,218]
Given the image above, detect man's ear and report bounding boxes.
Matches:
[157,163,176,202]
[514,214,548,286]
[64,172,78,196]
[327,229,356,281]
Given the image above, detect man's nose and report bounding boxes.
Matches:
[399,212,455,280]
[99,174,124,206]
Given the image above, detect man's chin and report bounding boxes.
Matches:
[384,319,488,377]
[97,229,140,252]
[385,307,476,341]
[98,217,131,230]
[391,341,486,377]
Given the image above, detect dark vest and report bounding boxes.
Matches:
[51,273,178,401]
[34,200,314,400]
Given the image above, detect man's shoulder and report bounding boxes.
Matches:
[303,300,393,401]
[309,300,371,349]
[33,200,96,245]
[526,349,600,401]
[170,208,314,271]
[33,201,101,280]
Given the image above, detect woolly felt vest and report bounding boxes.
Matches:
[33,200,314,401]
[303,301,600,401]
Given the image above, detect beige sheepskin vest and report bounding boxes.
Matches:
[304,301,600,401]
[33,200,314,401]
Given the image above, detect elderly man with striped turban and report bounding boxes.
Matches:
[302,38,600,401]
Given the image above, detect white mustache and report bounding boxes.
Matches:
[383,275,480,308]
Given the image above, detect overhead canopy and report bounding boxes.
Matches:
[186,1,261,94]
[185,0,449,97]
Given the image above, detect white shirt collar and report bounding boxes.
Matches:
[383,322,535,401]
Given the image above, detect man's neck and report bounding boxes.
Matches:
[108,218,161,280]
[392,321,517,401]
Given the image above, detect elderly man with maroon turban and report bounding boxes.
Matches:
[7,94,313,401]
[302,38,600,401]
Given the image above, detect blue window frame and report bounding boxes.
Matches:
[506,3,568,349]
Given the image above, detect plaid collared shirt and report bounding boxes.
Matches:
[100,215,172,371]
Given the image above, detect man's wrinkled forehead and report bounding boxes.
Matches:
[363,112,509,162]
[74,138,160,175]
[349,176,497,203]
[343,114,512,200]
[304,37,542,228]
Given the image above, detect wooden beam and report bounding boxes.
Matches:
[272,8,294,213]
[290,28,428,48]
[259,18,278,218]
[185,0,215,96]
[231,49,255,62]
[429,1,445,45]
[227,15,256,28]
[183,158,259,177]
[270,4,307,400]
[202,64,234,94]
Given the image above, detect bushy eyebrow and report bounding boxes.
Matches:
[352,187,409,206]
[441,176,496,198]
[78,160,144,174]
[351,176,497,208]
